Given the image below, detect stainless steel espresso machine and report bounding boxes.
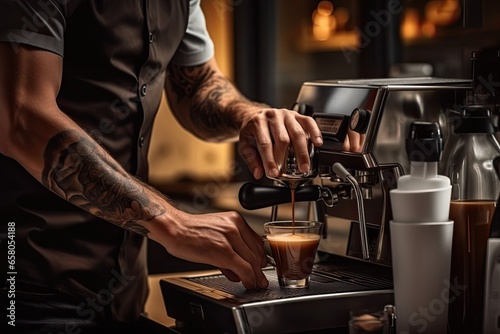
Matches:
[160,78,471,334]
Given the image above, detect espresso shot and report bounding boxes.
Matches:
[264,221,324,288]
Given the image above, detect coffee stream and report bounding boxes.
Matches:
[291,189,295,234]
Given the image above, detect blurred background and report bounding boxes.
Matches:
[149,0,500,188]
[145,0,500,272]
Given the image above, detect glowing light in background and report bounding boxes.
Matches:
[401,9,421,40]
[312,1,336,41]
[334,7,350,31]
[425,0,461,26]
[401,0,461,41]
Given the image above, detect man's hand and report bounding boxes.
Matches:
[165,59,323,181]
[238,108,323,180]
[152,210,269,290]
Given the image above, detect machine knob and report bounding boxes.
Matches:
[349,108,371,134]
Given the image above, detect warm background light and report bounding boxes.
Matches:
[425,0,461,26]
[312,1,336,41]
[401,0,461,41]
[401,9,421,40]
[334,7,350,31]
[421,21,437,37]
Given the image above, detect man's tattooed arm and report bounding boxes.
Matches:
[167,60,268,141]
[41,130,166,236]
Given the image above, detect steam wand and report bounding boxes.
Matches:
[332,162,370,260]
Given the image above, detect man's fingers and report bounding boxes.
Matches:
[231,227,269,289]
[221,249,268,290]
[238,140,264,179]
[296,115,323,147]
[219,268,240,282]
[238,108,323,179]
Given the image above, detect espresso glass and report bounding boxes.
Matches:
[263,221,323,288]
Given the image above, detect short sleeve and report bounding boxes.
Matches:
[0,0,67,56]
[170,0,215,66]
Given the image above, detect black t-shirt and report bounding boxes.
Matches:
[0,0,213,322]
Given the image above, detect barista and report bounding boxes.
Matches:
[0,0,322,332]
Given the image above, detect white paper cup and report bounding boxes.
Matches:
[390,185,451,222]
[390,220,453,334]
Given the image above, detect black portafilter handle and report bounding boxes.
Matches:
[238,182,322,210]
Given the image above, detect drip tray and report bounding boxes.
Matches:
[160,257,394,334]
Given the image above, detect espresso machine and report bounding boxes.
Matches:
[160,77,471,333]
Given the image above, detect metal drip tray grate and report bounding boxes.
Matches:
[314,264,393,290]
[187,265,392,303]
[160,258,394,333]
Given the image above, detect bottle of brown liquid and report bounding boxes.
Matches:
[441,105,500,334]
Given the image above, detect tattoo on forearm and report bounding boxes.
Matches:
[41,130,165,236]
[168,63,245,137]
